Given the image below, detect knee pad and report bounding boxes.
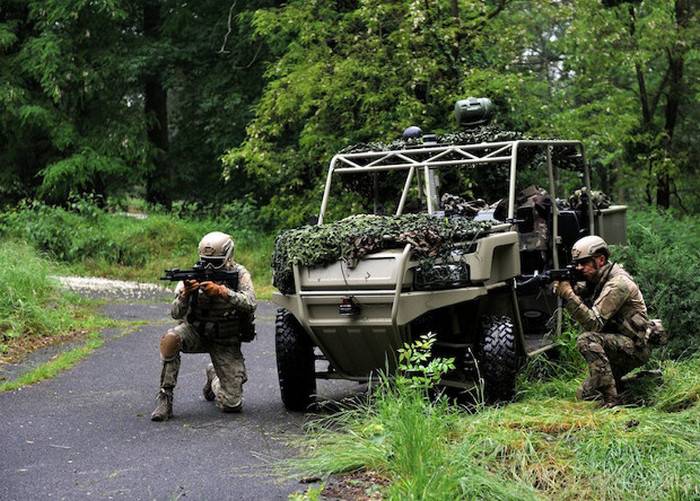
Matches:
[160,331,182,361]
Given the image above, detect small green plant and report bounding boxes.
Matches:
[396,332,455,391]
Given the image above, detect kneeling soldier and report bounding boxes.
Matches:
[552,236,652,407]
[151,231,256,421]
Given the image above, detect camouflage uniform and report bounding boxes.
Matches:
[159,263,256,411]
[565,263,650,401]
[517,185,551,252]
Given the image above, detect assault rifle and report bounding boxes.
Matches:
[515,264,579,293]
[160,262,239,290]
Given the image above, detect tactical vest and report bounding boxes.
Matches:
[185,265,256,343]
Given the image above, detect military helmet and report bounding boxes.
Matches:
[402,126,423,139]
[571,235,609,262]
[198,231,234,269]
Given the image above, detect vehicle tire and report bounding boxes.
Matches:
[480,315,520,402]
[275,308,316,411]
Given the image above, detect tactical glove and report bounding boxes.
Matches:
[552,280,576,301]
[200,281,229,298]
[178,280,199,299]
[180,279,199,298]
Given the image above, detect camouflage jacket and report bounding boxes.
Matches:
[566,263,649,341]
[171,263,256,340]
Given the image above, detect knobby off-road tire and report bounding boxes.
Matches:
[275,308,316,411]
[480,315,520,402]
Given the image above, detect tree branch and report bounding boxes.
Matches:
[649,63,670,118]
[218,1,238,54]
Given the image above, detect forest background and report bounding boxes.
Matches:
[1,0,698,224]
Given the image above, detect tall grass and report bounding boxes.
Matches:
[293,358,700,499]
[296,382,542,500]
[0,240,104,353]
[614,210,700,356]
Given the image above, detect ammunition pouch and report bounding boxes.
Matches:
[238,311,256,343]
[614,312,649,344]
[189,314,256,343]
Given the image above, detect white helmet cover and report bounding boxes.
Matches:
[571,235,609,262]
[198,231,234,268]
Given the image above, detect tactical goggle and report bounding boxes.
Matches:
[200,256,227,270]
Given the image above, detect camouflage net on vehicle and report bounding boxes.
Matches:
[272,214,493,295]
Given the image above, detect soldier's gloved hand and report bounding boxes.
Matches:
[200,281,229,298]
[179,279,199,298]
[552,280,576,301]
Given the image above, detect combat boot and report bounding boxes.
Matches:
[575,379,600,402]
[203,364,216,402]
[150,389,173,421]
[600,385,620,408]
[219,398,243,413]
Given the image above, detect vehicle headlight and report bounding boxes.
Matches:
[413,262,470,290]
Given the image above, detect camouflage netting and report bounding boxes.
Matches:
[338,125,524,155]
[272,214,493,295]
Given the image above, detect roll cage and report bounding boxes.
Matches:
[318,139,594,270]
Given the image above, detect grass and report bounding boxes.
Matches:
[290,357,700,500]
[0,240,117,391]
[0,203,277,299]
[0,240,111,353]
[0,330,103,392]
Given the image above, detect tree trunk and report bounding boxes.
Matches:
[657,0,689,209]
[143,0,172,208]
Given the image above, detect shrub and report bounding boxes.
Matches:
[613,210,700,357]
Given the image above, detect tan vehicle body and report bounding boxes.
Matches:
[273,139,626,408]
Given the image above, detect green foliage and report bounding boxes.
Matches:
[397,333,455,391]
[293,353,700,499]
[221,0,700,220]
[0,1,271,205]
[0,1,148,203]
[614,210,700,356]
[224,0,535,224]
[0,240,91,351]
[0,330,104,393]
[0,199,275,295]
[272,214,492,294]
[288,336,537,499]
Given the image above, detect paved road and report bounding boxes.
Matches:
[0,301,357,500]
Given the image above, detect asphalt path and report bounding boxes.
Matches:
[0,300,358,500]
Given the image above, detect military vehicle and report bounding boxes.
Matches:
[272,98,627,411]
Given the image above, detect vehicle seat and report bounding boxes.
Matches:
[557,210,586,250]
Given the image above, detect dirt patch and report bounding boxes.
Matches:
[321,470,390,500]
[0,329,89,366]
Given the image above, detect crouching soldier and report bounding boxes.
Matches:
[151,231,256,421]
[552,236,665,407]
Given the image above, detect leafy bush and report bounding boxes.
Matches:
[613,210,700,357]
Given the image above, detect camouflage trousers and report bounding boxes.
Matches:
[159,323,247,410]
[576,331,650,399]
